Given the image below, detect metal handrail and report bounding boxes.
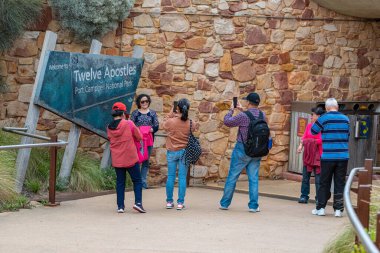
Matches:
[0,127,68,150]
[344,166,380,253]
[1,127,68,205]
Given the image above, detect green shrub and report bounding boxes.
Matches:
[26,147,51,191]
[50,0,135,42]
[0,130,18,201]
[0,195,29,212]
[25,179,41,193]
[0,0,43,51]
[0,150,17,203]
[101,167,117,190]
[100,167,132,190]
[0,132,30,212]
[68,153,104,192]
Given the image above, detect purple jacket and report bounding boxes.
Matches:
[224,108,266,143]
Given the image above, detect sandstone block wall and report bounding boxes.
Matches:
[0,0,379,185]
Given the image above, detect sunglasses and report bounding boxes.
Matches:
[140,100,149,104]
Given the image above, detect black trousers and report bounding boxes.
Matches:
[316,160,348,211]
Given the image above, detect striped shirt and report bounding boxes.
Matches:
[224,108,266,143]
[311,111,350,161]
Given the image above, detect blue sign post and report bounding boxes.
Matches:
[35,51,144,138]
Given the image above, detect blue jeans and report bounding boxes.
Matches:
[300,166,320,202]
[166,149,187,204]
[115,163,142,210]
[220,142,261,209]
[141,146,153,189]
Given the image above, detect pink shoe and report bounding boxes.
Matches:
[166,202,174,209]
[177,203,185,210]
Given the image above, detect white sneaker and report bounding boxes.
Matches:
[312,208,325,216]
[117,208,124,213]
[335,210,343,217]
[249,207,260,213]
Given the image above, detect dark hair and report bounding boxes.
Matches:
[177,98,190,121]
[135,94,151,109]
[311,107,325,116]
[111,110,124,117]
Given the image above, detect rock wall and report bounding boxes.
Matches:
[0,0,379,185]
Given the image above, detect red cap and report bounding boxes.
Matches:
[112,102,127,112]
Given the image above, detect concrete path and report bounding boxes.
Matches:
[207,179,319,202]
[0,187,348,253]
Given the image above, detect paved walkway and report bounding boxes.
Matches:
[0,187,348,253]
[206,179,318,202]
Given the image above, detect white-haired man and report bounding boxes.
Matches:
[310,98,350,217]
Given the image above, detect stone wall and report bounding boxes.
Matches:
[0,0,379,185]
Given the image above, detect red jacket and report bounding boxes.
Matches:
[107,119,142,168]
[303,138,321,174]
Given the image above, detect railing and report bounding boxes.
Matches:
[0,127,68,205]
[344,159,380,253]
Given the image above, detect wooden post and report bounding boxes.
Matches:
[357,184,371,230]
[356,160,374,232]
[100,45,144,169]
[15,31,57,193]
[364,159,374,185]
[58,40,102,182]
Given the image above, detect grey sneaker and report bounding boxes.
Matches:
[249,207,260,213]
[219,206,229,210]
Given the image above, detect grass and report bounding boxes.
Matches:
[0,195,30,212]
[324,185,380,253]
[324,226,356,253]
[0,130,127,212]
[0,132,28,212]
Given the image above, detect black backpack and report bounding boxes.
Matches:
[240,111,270,158]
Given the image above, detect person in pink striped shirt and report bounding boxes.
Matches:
[297,107,324,204]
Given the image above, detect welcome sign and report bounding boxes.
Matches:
[35,51,144,138]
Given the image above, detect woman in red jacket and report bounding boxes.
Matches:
[107,102,146,213]
[297,107,324,204]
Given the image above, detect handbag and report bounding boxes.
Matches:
[181,120,202,167]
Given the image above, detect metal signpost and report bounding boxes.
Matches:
[13,30,145,192]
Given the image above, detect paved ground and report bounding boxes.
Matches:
[207,179,319,202]
[0,187,348,253]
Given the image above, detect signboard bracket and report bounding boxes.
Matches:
[14,31,58,193]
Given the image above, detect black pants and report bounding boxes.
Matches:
[115,163,142,209]
[316,160,348,211]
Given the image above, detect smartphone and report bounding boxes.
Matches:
[173,101,178,112]
[233,97,238,108]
